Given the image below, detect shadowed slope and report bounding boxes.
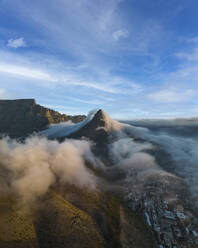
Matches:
[66,109,110,143]
[0,196,39,248]
[0,99,85,138]
[35,190,105,248]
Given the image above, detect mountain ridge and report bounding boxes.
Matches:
[0,99,86,138]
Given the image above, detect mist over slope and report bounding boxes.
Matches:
[1,108,198,208]
[121,118,198,204]
[41,110,198,206]
[1,106,198,247]
[0,108,156,248]
[0,136,98,205]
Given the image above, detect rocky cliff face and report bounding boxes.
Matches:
[0,99,85,138]
[67,110,109,143]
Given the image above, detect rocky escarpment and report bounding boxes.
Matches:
[64,110,115,164]
[0,99,85,138]
[68,110,110,143]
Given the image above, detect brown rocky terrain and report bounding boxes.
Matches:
[0,105,155,248]
[0,99,85,138]
[0,186,154,248]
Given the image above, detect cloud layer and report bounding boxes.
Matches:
[0,136,97,205]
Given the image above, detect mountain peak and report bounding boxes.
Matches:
[64,109,121,143]
[0,99,85,138]
[90,109,108,128]
[0,98,36,106]
[95,109,105,117]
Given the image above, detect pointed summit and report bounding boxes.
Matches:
[65,109,110,142]
[64,109,121,144]
[88,109,107,128]
[94,109,106,119]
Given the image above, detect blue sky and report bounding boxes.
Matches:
[0,0,198,118]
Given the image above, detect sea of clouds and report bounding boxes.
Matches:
[0,110,198,207]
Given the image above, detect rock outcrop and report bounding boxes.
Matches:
[67,109,110,143]
[0,99,85,138]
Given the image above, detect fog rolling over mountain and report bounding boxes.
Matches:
[41,109,198,246]
[122,118,198,137]
[43,110,198,206]
[1,103,198,247]
[122,118,198,201]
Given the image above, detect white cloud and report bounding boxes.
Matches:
[0,62,117,93]
[0,63,54,81]
[113,29,128,41]
[0,48,142,95]
[7,37,26,48]
[5,0,122,55]
[148,89,194,103]
[0,60,135,94]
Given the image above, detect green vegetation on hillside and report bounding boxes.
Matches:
[35,190,105,248]
[0,186,154,248]
[0,196,39,248]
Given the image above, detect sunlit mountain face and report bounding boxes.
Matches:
[1,100,198,247]
[39,109,198,246]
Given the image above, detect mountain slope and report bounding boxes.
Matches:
[35,190,105,248]
[67,109,110,142]
[35,188,154,248]
[0,99,85,138]
[0,187,154,248]
[0,195,39,248]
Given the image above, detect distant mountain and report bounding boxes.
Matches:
[0,99,85,138]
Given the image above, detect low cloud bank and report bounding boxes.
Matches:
[41,109,98,138]
[108,131,184,204]
[105,116,198,204]
[118,121,198,204]
[0,136,97,205]
[110,137,155,171]
[122,117,198,128]
[1,109,198,208]
[144,132,198,204]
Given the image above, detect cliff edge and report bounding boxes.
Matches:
[0,99,85,138]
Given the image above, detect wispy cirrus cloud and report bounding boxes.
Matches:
[0,50,141,95]
[175,47,198,61]
[0,0,198,118]
[148,89,195,103]
[0,63,53,81]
